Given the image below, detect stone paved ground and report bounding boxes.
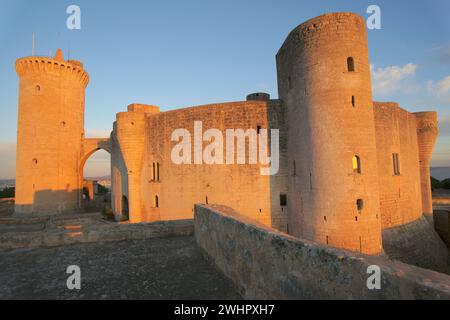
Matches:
[0,236,242,300]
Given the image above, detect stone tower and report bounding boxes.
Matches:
[414,112,439,216]
[15,49,89,214]
[113,104,160,222]
[276,13,382,254]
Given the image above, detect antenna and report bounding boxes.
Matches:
[32,33,35,56]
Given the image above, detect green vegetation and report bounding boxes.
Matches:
[0,187,15,199]
[431,177,450,190]
[97,184,108,195]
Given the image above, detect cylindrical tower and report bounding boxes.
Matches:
[15,49,89,214]
[276,13,382,254]
[414,112,438,215]
[114,104,159,222]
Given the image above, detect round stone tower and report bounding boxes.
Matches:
[276,13,382,254]
[414,112,439,216]
[15,49,89,215]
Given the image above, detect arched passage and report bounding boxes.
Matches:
[79,138,112,211]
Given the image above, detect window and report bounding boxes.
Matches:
[156,162,160,181]
[357,199,364,211]
[35,85,41,94]
[280,194,287,206]
[155,195,159,208]
[257,126,262,134]
[151,162,160,181]
[206,196,209,205]
[352,95,356,107]
[393,153,400,175]
[352,155,361,174]
[347,57,355,72]
[293,160,296,176]
[32,158,38,166]
[152,163,156,180]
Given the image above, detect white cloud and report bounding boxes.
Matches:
[427,76,450,97]
[371,63,418,96]
[438,115,450,137]
[85,129,111,138]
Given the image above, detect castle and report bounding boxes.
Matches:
[14,13,440,256]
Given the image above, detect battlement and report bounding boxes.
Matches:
[15,51,89,88]
[246,92,270,101]
[414,111,438,134]
[277,12,364,58]
[127,104,160,114]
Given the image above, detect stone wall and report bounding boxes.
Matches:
[195,204,450,299]
[382,216,449,274]
[434,210,450,247]
[373,103,423,229]
[112,99,288,231]
[0,213,194,249]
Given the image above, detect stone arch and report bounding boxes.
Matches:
[78,138,112,207]
[80,138,112,166]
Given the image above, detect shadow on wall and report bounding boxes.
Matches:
[15,189,83,215]
[382,216,450,275]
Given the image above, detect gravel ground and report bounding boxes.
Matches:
[0,236,242,300]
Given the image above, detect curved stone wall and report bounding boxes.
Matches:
[111,100,288,230]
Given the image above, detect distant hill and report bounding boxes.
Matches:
[430,167,450,181]
[84,176,111,181]
[432,177,450,190]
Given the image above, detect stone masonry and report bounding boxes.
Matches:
[14,12,441,257]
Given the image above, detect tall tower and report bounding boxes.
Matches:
[276,13,382,255]
[414,112,438,216]
[113,104,160,223]
[15,49,89,215]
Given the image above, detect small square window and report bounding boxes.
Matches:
[393,153,400,175]
[280,194,287,207]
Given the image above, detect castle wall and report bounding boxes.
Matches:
[267,101,289,231]
[276,13,382,254]
[382,216,449,275]
[195,204,450,299]
[14,53,89,215]
[111,100,288,230]
[373,103,423,229]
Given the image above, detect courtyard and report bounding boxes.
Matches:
[0,236,241,300]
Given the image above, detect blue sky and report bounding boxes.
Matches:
[1,0,450,178]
